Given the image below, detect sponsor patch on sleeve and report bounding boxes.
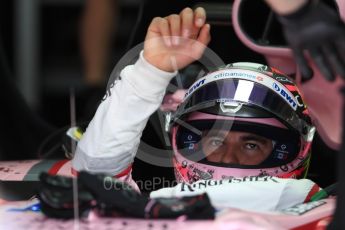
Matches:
[281,200,326,216]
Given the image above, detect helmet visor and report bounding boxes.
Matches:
[174,78,308,135]
[175,119,300,169]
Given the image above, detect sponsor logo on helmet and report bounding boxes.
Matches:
[272,82,298,110]
[185,79,206,97]
[280,164,289,172]
[275,76,294,84]
[213,71,257,80]
[256,76,264,81]
[184,69,299,111]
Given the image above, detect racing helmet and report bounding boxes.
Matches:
[168,62,315,183]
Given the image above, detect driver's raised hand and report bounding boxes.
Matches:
[143,7,211,72]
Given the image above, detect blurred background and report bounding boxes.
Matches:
[0,0,337,193]
[0,0,268,124]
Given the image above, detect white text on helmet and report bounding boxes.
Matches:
[273,83,297,110]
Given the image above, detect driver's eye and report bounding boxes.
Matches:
[210,139,223,147]
[245,143,258,150]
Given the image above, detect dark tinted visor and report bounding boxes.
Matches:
[175,120,300,169]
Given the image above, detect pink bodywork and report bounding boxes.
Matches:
[0,160,335,229]
[0,196,335,230]
[232,0,345,150]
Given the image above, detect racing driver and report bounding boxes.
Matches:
[71,7,320,212]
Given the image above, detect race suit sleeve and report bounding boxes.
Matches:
[72,51,177,180]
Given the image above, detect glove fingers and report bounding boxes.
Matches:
[38,172,95,219]
[78,171,148,217]
[310,47,335,81]
[293,48,313,82]
[322,43,345,79]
